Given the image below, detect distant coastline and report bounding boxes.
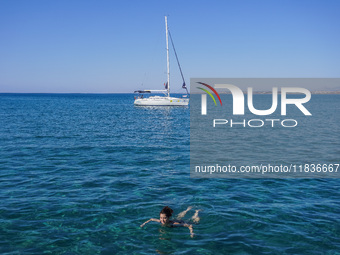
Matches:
[1,91,340,95]
[251,91,340,95]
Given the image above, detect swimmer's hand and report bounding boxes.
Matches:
[189,225,194,238]
[140,218,159,228]
[183,223,194,238]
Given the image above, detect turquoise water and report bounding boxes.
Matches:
[0,94,339,254]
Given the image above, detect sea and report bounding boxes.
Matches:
[0,93,339,255]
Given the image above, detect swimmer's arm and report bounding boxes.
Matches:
[140,218,160,227]
[184,223,194,238]
[173,222,194,238]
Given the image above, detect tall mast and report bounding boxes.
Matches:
[165,16,170,97]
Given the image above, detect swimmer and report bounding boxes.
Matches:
[140,206,201,238]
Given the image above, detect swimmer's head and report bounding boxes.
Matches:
[160,206,173,225]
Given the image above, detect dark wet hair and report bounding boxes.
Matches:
[160,206,173,218]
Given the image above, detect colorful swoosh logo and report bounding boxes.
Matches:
[197,82,223,106]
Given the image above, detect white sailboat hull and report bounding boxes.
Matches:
[134,96,189,106]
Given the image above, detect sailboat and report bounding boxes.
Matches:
[134,16,189,106]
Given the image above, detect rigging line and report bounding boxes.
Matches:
[168,30,187,89]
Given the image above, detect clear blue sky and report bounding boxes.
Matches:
[1,0,339,93]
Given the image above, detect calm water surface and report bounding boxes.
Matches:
[0,94,339,254]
